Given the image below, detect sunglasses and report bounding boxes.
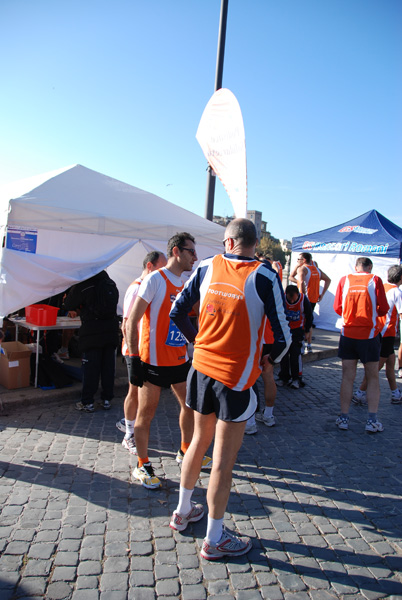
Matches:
[178,246,196,256]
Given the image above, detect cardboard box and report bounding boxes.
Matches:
[0,341,32,389]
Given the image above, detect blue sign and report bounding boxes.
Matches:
[6,227,38,253]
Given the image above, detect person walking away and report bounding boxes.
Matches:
[333,256,389,433]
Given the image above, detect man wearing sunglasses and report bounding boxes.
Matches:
[168,218,291,560]
[125,232,211,489]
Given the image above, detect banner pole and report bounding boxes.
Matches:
[204,0,229,221]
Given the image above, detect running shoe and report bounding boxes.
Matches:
[116,418,126,433]
[391,388,402,404]
[289,378,300,389]
[122,435,137,455]
[260,414,276,427]
[176,449,212,468]
[335,416,349,430]
[132,463,161,489]
[244,421,257,435]
[305,344,312,354]
[398,368,402,379]
[365,419,384,433]
[352,389,367,405]
[57,348,70,360]
[75,402,95,413]
[200,526,252,560]
[101,400,111,410]
[169,502,204,532]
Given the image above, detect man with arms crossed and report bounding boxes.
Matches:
[334,256,389,433]
[168,218,291,560]
[118,250,167,453]
[126,232,211,489]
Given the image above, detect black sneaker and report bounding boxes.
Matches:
[75,402,95,413]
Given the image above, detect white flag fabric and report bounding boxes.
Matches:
[196,88,247,218]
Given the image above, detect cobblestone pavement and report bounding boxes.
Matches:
[0,357,401,600]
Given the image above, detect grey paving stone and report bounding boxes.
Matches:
[23,559,52,577]
[181,584,207,599]
[78,561,102,576]
[51,566,77,581]
[130,542,153,556]
[100,573,129,591]
[128,589,156,600]
[230,573,258,590]
[54,552,79,566]
[16,577,47,596]
[72,591,99,600]
[28,543,56,559]
[75,576,100,589]
[155,579,180,596]
[155,564,179,579]
[130,570,155,587]
[4,541,30,555]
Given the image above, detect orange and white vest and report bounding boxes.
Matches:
[192,255,267,391]
[139,269,187,366]
[341,273,380,339]
[304,265,320,303]
[378,283,402,337]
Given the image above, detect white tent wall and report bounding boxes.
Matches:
[0,230,135,319]
[0,165,225,322]
[289,251,397,332]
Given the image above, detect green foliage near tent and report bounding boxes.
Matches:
[256,237,288,266]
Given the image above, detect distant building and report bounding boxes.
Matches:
[213,210,271,241]
[280,239,292,252]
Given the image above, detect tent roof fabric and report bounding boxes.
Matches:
[0,164,224,245]
[292,210,402,259]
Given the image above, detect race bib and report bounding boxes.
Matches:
[166,320,186,347]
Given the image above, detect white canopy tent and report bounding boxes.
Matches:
[0,165,224,320]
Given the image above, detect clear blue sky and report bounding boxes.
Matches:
[1,0,401,240]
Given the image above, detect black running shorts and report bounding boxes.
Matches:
[380,336,395,359]
[142,360,190,389]
[186,365,257,422]
[338,335,381,364]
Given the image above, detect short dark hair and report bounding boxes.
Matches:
[355,256,373,271]
[226,218,257,248]
[300,252,312,263]
[142,251,164,269]
[167,232,195,258]
[285,284,299,297]
[388,264,402,284]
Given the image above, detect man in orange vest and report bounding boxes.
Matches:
[126,232,211,489]
[353,264,402,405]
[333,256,389,433]
[291,252,331,352]
[168,218,291,560]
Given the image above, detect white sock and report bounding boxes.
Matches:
[176,486,194,515]
[125,419,135,439]
[263,406,274,418]
[206,516,224,543]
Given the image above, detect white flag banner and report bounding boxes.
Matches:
[196,88,247,218]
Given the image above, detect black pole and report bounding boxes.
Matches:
[204,0,229,221]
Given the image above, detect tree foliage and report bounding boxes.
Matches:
[256,237,287,266]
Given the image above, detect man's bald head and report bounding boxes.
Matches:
[225,218,257,249]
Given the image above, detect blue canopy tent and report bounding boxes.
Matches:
[291,210,402,331]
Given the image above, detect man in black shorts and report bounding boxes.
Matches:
[352,264,402,405]
[126,232,211,489]
[168,218,291,559]
[333,257,389,433]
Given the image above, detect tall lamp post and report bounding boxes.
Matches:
[204,0,229,222]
